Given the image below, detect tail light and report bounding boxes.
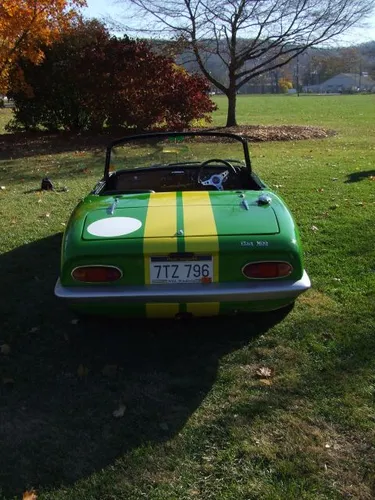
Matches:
[72,265,122,283]
[242,261,293,279]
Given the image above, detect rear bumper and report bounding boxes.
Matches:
[55,270,310,304]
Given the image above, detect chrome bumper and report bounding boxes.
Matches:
[55,270,310,303]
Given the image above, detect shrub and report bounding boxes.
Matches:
[8,21,216,132]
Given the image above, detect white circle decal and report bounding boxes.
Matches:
[87,217,142,237]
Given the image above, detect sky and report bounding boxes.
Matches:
[82,0,375,45]
[82,0,123,21]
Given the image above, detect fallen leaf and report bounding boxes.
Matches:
[311,225,319,232]
[77,364,89,378]
[23,490,37,500]
[113,404,126,418]
[255,366,274,378]
[0,344,11,355]
[0,186,6,190]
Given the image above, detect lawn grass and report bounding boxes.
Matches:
[1,95,375,499]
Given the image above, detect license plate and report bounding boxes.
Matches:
[150,256,213,284]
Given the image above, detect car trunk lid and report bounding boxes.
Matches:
[82,191,279,240]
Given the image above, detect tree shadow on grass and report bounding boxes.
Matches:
[0,131,120,162]
[0,234,290,496]
[345,169,375,183]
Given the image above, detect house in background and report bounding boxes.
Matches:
[304,73,375,93]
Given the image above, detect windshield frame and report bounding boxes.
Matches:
[104,131,252,181]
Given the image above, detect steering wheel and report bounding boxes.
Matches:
[197,159,237,191]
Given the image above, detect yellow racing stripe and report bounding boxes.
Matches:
[186,302,220,317]
[143,192,178,286]
[145,303,179,318]
[143,193,178,318]
[181,192,218,243]
[182,191,219,277]
[182,192,220,315]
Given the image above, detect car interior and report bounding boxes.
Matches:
[99,161,262,194]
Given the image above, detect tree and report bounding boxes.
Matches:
[361,41,375,79]
[310,47,363,82]
[8,21,216,132]
[0,0,86,94]
[278,77,293,93]
[117,0,375,126]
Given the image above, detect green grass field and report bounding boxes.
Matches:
[0,95,375,499]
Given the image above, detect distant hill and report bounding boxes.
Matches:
[150,38,375,93]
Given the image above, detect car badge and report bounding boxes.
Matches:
[176,229,184,236]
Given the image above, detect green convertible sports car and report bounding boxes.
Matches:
[55,131,311,318]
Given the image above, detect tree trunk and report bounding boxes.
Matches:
[226,89,237,127]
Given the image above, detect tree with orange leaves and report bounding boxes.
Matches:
[0,0,86,94]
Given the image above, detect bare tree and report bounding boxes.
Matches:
[116,0,375,126]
